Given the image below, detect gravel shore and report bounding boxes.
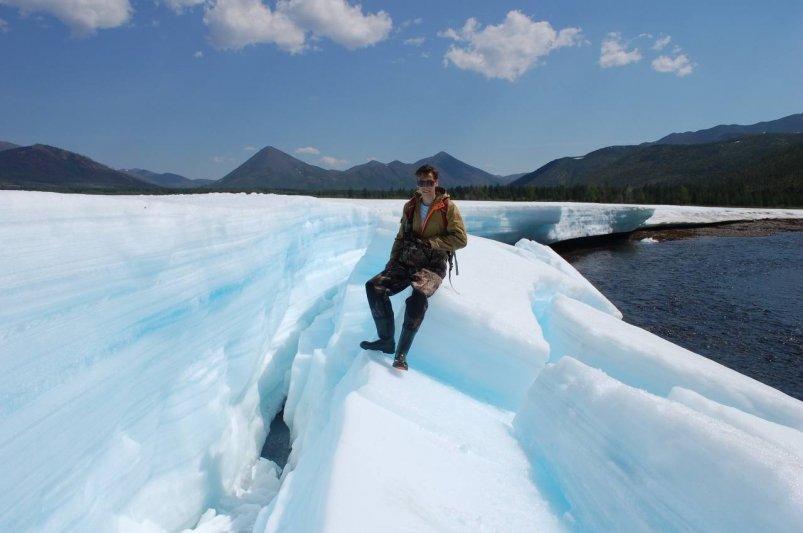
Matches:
[631,218,803,241]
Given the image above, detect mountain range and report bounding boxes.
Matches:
[121,168,213,188]
[652,113,803,145]
[512,132,803,188]
[1,112,801,193]
[0,144,161,192]
[214,148,507,191]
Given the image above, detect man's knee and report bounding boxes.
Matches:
[366,271,385,291]
[410,269,442,298]
[405,289,428,316]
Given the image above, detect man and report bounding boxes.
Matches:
[360,164,468,370]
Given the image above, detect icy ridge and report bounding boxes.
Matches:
[0,193,376,531]
[268,224,803,532]
[1,192,802,532]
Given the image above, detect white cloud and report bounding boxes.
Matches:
[320,155,349,168]
[295,146,320,155]
[243,146,257,151]
[203,0,391,52]
[600,31,695,76]
[653,34,671,51]
[280,0,392,50]
[0,0,132,35]
[194,50,204,58]
[599,32,642,68]
[203,0,307,52]
[404,37,425,47]
[440,10,583,81]
[163,0,205,13]
[400,18,422,29]
[0,17,8,32]
[652,53,694,76]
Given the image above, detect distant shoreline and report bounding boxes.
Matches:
[631,217,803,241]
[552,218,803,257]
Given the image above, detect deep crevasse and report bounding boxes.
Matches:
[1,193,376,532]
[1,192,802,533]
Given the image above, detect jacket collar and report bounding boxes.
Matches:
[414,187,449,203]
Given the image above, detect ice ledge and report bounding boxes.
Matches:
[1,192,802,532]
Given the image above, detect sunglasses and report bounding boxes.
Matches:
[417,179,436,187]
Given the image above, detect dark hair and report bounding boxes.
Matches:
[415,164,439,180]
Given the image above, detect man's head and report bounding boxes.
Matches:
[415,164,439,190]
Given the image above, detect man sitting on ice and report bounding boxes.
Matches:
[360,164,467,370]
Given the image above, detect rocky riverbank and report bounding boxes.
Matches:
[631,218,803,241]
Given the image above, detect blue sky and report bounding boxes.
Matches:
[1,0,801,180]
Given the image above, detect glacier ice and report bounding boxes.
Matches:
[1,191,802,532]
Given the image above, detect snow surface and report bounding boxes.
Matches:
[1,191,802,532]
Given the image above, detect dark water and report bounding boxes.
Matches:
[261,406,291,470]
[562,231,803,401]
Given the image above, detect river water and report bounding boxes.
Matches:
[560,226,803,401]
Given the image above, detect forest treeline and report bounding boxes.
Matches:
[33,181,801,207]
[207,180,802,207]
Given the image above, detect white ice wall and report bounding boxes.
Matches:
[2,192,802,533]
[0,193,376,532]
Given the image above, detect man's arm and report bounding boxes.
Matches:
[428,203,467,251]
[388,222,405,264]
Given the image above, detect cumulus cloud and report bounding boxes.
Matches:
[653,34,671,51]
[280,0,392,50]
[599,31,695,76]
[203,0,307,52]
[0,0,132,35]
[295,146,320,155]
[440,10,583,81]
[599,32,642,68]
[652,53,694,76]
[320,155,349,168]
[203,0,391,52]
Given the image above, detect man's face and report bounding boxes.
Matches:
[416,172,437,191]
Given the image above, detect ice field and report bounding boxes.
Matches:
[1,191,802,532]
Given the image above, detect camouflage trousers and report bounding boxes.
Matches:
[365,263,444,332]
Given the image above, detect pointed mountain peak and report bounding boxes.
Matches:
[256,145,286,155]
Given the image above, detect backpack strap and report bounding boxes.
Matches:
[440,197,449,228]
[439,197,459,285]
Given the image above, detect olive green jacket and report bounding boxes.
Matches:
[389,188,467,273]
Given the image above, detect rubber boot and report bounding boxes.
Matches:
[392,327,417,371]
[360,316,395,354]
